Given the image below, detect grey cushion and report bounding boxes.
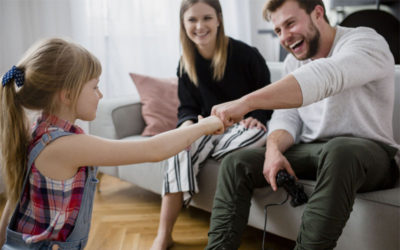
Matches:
[112,103,145,139]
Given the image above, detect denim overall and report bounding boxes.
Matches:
[3,130,99,250]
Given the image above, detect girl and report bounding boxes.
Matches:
[0,38,223,249]
[151,0,273,249]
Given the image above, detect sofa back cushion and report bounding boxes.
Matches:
[130,73,179,136]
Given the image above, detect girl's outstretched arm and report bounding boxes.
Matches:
[35,116,223,179]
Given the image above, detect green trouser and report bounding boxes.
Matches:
[206,137,398,250]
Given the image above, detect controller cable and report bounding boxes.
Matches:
[261,193,289,250]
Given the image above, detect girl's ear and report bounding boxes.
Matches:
[59,90,72,105]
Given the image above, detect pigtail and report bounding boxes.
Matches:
[0,72,30,206]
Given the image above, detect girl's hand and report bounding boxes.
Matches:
[198,115,224,135]
[240,117,267,131]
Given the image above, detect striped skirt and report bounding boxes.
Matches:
[162,123,267,204]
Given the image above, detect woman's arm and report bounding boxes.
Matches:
[177,69,202,126]
[35,116,223,179]
[245,45,273,124]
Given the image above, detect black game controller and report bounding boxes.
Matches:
[276,170,308,207]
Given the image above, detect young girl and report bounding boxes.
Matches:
[151,0,273,249]
[0,38,223,249]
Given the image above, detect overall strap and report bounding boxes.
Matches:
[16,130,74,200]
[26,130,73,173]
[8,129,74,228]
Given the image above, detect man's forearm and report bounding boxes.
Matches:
[266,129,295,153]
[243,74,303,111]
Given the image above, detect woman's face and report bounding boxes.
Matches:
[183,2,220,51]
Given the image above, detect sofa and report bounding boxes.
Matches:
[88,62,400,250]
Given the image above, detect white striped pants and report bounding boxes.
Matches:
[162,123,267,204]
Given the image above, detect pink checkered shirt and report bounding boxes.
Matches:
[13,114,87,243]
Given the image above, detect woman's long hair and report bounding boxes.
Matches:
[179,0,229,86]
[0,38,101,205]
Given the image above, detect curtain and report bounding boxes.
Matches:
[1,0,259,99]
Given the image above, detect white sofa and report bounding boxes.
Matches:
[89,62,400,250]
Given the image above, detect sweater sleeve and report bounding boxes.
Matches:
[293,27,394,106]
[244,47,273,125]
[268,61,303,141]
[176,67,201,127]
[268,108,302,142]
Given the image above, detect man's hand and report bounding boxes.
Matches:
[263,130,297,191]
[211,98,250,128]
[263,148,296,191]
[240,117,267,131]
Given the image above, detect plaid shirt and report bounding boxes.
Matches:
[13,114,87,243]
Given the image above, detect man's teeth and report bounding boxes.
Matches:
[290,40,302,49]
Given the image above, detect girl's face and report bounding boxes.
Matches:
[75,78,103,121]
[183,2,220,52]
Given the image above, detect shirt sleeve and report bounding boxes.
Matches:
[244,47,273,125]
[267,61,303,141]
[293,27,393,106]
[176,66,201,127]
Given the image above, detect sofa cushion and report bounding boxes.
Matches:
[112,102,145,139]
[130,73,179,136]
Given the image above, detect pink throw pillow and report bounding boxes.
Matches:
[129,73,179,136]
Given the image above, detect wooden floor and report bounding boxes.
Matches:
[0,174,295,250]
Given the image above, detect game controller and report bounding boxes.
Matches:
[276,170,308,207]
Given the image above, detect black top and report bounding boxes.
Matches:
[177,37,273,126]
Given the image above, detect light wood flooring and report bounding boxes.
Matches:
[0,174,295,250]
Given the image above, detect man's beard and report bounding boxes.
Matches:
[305,22,320,59]
[287,20,321,60]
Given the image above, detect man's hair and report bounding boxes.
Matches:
[262,0,329,23]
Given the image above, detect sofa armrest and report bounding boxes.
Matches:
[89,96,145,139]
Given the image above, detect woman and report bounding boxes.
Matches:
[151,1,273,249]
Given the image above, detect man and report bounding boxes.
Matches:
[206,0,400,249]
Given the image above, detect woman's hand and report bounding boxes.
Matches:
[240,117,267,131]
[179,120,194,128]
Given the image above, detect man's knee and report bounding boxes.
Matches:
[220,148,265,174]
[317,137,386,188]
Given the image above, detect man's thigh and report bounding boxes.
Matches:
[284,137,397,191]
[284,142,323,180]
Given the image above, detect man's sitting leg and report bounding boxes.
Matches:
[206,147,267,250]
[295,137,397,250]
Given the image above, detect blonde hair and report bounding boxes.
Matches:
[0,38,101,205]
[179,0,229,86]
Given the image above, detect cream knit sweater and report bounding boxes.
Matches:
[269,26,399,165]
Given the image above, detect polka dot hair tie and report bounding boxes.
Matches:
[2,65,25,87]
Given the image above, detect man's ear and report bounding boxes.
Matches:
[313,5,325,21]
[59,90,72,105]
